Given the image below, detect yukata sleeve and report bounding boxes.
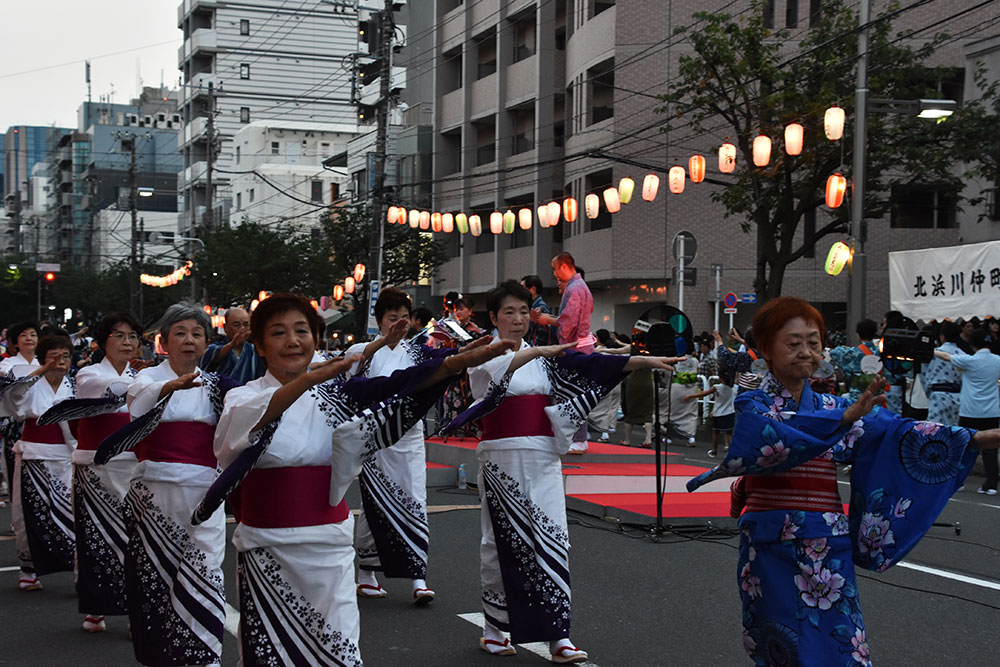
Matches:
[543,351,630,451]
[0,375,40,419]
[715,345,754,373]
[199,343,222,372]
[438,352,516,437]
[127,370,168,419]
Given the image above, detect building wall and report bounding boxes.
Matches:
[94,209,182,272]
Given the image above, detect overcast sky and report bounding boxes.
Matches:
[0,1,181,131]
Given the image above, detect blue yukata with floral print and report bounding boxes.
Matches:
[688,374,979,667]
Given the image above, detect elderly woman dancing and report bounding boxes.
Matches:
[687,296,1000,666]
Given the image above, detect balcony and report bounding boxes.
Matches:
[178,0,218,24]
[178,29,218,65]
[180,116,208,148]
[184,161,209,186]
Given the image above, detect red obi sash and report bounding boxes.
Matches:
[135,421,217,468]
[480,394,554,440]
[21,419,65,445]
[236,466,349,528]
[741,456,843,515]
[76,413,131,451]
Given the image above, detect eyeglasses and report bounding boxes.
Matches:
[110,333,140,342]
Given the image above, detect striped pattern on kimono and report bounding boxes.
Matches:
[73,464,129,614]
[21,459,75,575]
[357,454,428,578]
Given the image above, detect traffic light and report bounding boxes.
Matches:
[357,104,377,122]
[44,272,56,283]
[357,60,382,88]
[358,16,381,55]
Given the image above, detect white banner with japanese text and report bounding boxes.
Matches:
[889,241,1000,321]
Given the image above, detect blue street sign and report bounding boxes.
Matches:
[724,292,738,308]
[740,293,757,304]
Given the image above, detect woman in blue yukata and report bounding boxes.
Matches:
[687,296,1000,666]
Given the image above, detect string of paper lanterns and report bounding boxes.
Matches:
[140,261,193,288]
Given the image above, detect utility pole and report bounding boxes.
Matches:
[204,81,215,229]
[847,0,870,339]
[122,132,140,315]
[371,1,393,285]
[138,217,145,324]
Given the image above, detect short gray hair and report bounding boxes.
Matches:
[158,303,212,342]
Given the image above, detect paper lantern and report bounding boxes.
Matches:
[408,209,420,228]
[537,205,549,228]
[397,207,406,225]
[618,177,635,204]
[310,299,320,310]
[825,241,851,276]
[344,276,356,294]
[718,143,736,174]
[456,213,469,234]
[250,299,260,311]
[503,209,515,234]
[353,263,365,282]
[642,173,660,201]
[563,197,578,223]
[668,166,685,194]
[490,211,503,234]
[784,122,804,156]
[419,210,430,230]
[386,206,399,224]
[333,285,344,301]
[825,105,845,141]
[825,173,847,208]
[585,193,600,219]
[258,291,268,301]
[518,208,533,230]
[431,212,443,232]
[469,214,482,236]
[547,201,561,226]
[603,187,621,213]
[442,213,454,233]
[320,296,330,310]
[688,155,706,183]
[203,304,212,314]
[752,135,772,167]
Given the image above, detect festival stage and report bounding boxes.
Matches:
[425,437,734,522]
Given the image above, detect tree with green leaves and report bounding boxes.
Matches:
[658,1,1000,299]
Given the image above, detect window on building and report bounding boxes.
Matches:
[555,1,568,50]
[439,0,463,13]
[475,29,497,80]
[439,129,461,176]
[763,0,776,28]
[566,84,575,139]
[235,146,240,163]
[553,93,566,148]
[586,169,614,231]
[587,59,615,126]
[240,107,250,123]
[593,0,615,18]
[329,183,340,203]
[320,142,331,158]
[510,104,535,155]
[236,192,242,210]
[249,188,255,203]
[240,63,250,79]
[512,11,536,63]
[271,141,280,155]
[809,0,822,26]
[441,47,463,93]
[473,116,496,166]
[352,170,368,201]
[890,185,957,229]
[311,180,323,202]
[240,19,250,35]
[786,0,798,27]
[311,227,321,242]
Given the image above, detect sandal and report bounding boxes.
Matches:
[356,583,388,598]
[480,637,517,656]
[551,645,588,664]
[83,615,107,633]
[413,587,435,606]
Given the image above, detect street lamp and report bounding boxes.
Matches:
[138,187,155,197]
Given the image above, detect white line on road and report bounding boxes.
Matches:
[457,612,600,666]
[897,561,1000,591]
[225,602,240,637]
[0,565,20,572]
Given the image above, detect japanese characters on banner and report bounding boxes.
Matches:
[888,241,1000,321]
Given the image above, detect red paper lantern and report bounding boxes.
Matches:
[688,155,706,183]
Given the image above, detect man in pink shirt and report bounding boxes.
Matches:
[531,252,594,453]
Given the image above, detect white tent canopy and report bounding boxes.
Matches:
[889,240,1000,321]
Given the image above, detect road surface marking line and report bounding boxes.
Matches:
[0,565,20,572]
[457,612,600,666]
[897,561,1000,591]
[225,602,240,637]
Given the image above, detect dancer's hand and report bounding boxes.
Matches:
[841,375,887,425]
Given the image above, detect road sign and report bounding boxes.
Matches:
[740,292,757,304]
[672,266,696,286]
[366,280,380,336]
[35,262,61,273]
[671,231,697,263]
[724,307,738,314]
[723,292,737,308]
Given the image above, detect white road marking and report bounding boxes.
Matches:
[897,562,1000,591]
[0,565,20,572]
[225,602,241,637]
[457,612,600,666]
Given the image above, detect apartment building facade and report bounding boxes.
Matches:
[427,0,996,335]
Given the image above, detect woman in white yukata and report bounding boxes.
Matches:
[1,334,77,592]
[201,293,514,667]
[96,304,238,667]
[345,286,438,603]
[39,312,149,632]
[443,281,683,664]
[0,321,40,512]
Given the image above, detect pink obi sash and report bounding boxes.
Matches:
[77,413,131,451]
[21,419,65,445]
[135,421,217,468]
[236,466,349,528]
[481,394,554,440]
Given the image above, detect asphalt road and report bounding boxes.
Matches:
[0,452,998,666]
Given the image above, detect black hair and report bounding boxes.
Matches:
[411,307,433,327]
[970,328,990,350]
[883,310,905,329]
[856,318,878,340]
[453,297,472,310]
[6,321,40,352]
[36,334,73,362]
[94,312,142,351]
[443,291,462,309]
[250,293,324,347]
[595,329,611,345]
[521,275,544,294]
[940,321,961,344]
[485,280,532,316]
[373,286,412,324]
